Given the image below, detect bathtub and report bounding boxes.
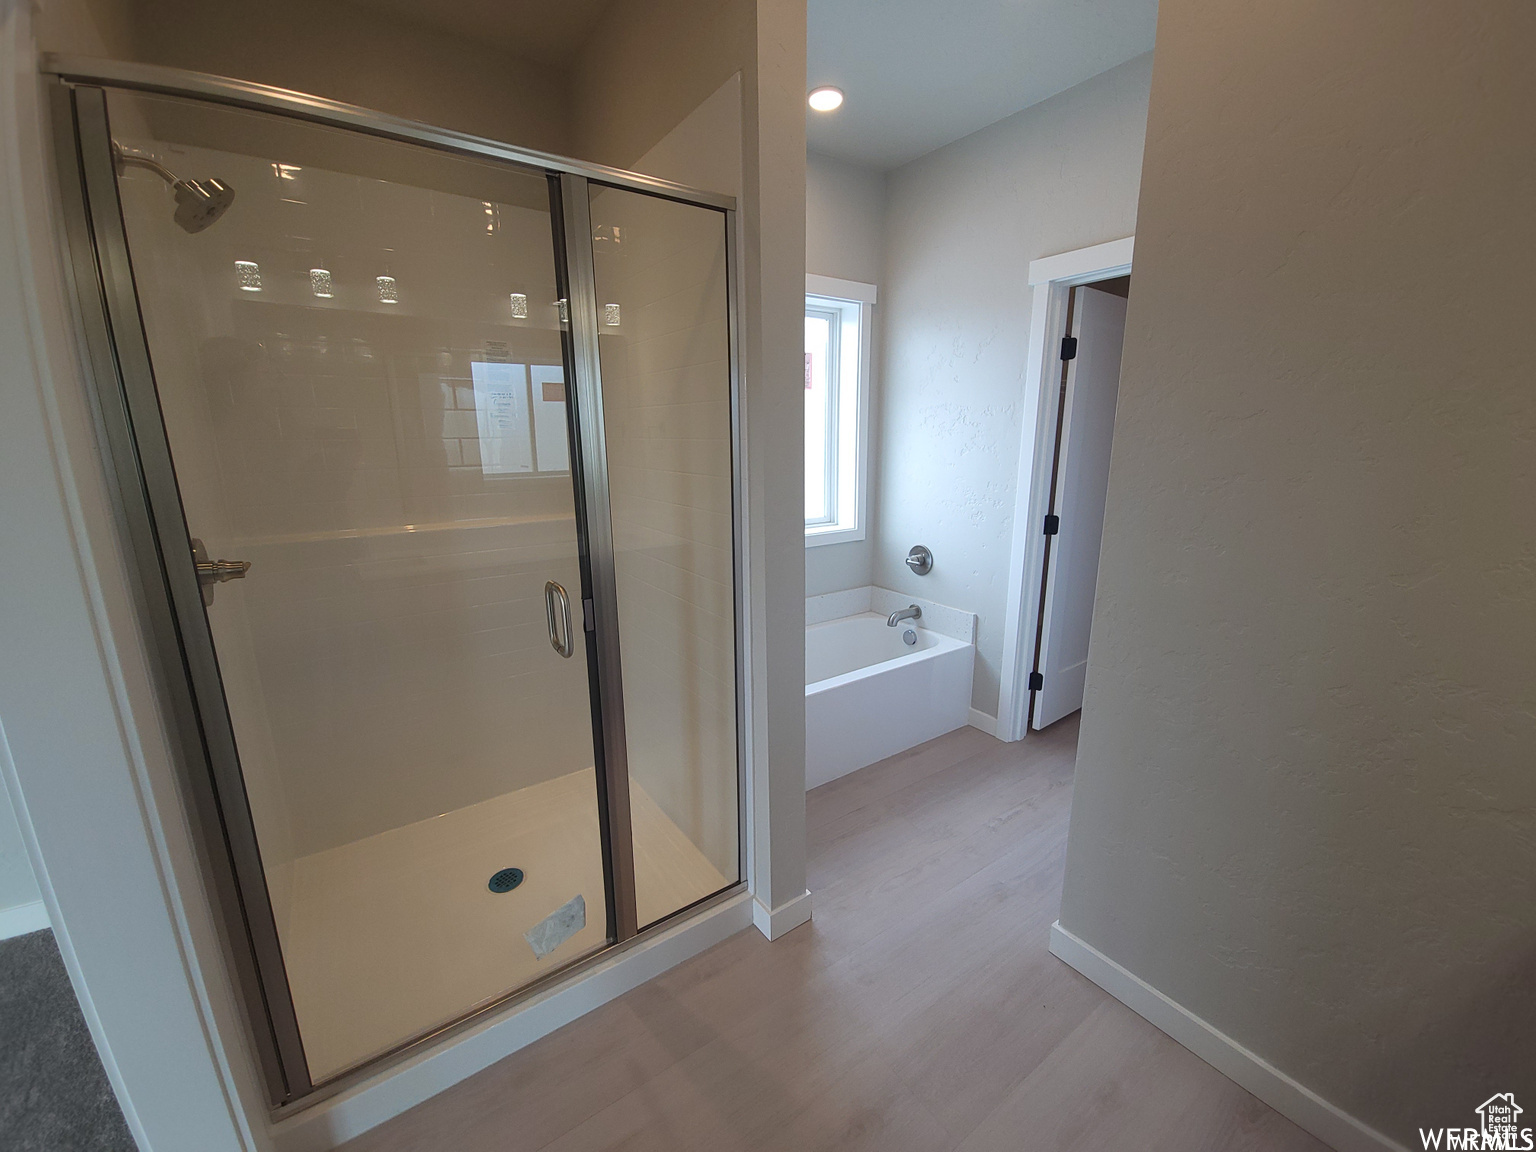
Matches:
[805,612,975,789]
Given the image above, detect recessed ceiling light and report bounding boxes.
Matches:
[808,86,844,112]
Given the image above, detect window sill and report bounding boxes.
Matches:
[804,525,865,548]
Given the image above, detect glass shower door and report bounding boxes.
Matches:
[95,87,612,1083]
[585,184,742,928]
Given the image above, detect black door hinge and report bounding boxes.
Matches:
[1043,514,1060,536]
[1028,671,1044,691]
[582,597,595,632]
[1060,335,1078,361]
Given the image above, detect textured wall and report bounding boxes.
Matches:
[877,54,1151,716]
[0,784,40,915]
[1059,2,1536,1143]
[804,151,885,597]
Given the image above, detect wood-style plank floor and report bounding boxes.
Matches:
[341,717,1332,1152]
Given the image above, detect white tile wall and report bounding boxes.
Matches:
[117,121,600,865]
[806,585,978,645]
[869,586,978,645]
[805,586,873,625]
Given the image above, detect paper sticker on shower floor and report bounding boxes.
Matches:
[525,894,585,959]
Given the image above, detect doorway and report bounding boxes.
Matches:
[52,74,744,1104]
[1029,276,1128,728]
[996,237,1133,741]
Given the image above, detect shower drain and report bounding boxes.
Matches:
[488,867,525,893]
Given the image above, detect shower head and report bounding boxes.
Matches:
[172,177,235,233]
[113,141,236,233]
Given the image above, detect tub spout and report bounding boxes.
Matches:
[887,605,922,627]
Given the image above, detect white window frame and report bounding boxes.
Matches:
[802,302,843,530]
[804,273,875,546]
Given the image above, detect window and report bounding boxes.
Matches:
[805,275,874,545]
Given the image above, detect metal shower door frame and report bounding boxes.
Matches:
[51,80,310,1104]
[44,61,745,1112]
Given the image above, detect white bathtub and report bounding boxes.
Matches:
[805,612,975,789]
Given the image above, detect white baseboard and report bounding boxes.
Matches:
[968,708,1000,737]
[0,899,48,940]
[273,891,753,1152]
[1048,923,1405,1152]
[752,889,812,940]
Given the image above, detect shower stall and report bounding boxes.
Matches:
[46,59,744,1106]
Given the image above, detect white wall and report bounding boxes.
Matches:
[740,0,809,919]
[114,0,573,157]
[875,53,1151,716]
[806,152,883,286]
[0,782,40,915]
[804,151,884,597]
[1059,2,1536,1146]
[570,0,751,171]
[633,73,742,198]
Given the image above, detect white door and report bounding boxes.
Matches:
[1033,285,1127,729]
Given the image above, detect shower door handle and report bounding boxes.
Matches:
[545,581,575,658]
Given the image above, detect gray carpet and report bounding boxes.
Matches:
[0,929,135,1151]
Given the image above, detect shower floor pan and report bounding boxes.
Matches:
[273,768,726,1081]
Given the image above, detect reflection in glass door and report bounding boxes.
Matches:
[96,87,613,1084]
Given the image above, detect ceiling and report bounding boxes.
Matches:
[345,0,612,63]
[808,0,1158,170]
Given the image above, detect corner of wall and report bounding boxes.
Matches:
[569,0,753,170]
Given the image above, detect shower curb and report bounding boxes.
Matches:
[271,891,753,1152]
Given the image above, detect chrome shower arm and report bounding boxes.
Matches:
[109,141,236,233]
[112,141,180,186]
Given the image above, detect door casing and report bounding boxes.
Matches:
[1031,284,1128,729]
[997,237,1134,742]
